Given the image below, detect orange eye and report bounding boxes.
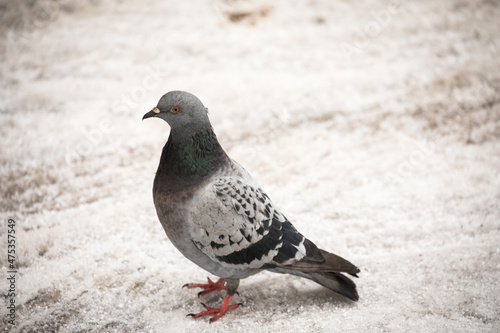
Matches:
[171,106,180,113]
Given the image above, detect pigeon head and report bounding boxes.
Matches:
[144,91,229,188]
[143,91,211,134]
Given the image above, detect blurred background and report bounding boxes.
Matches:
[1,0,499,332]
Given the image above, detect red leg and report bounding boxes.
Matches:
[187,293,241,323]
[182,277,227,297]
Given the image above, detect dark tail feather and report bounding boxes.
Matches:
[304,271,359,301]
[268,238,360,301]
[266,268,359,301]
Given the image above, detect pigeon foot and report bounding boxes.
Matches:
[183,277,227,297]
[187,294,241,323]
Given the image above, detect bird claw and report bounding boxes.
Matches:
[187,294,240,323]
[182,277,227,296]
[183,278,241,322]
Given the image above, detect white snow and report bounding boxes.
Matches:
[1,0,499,332]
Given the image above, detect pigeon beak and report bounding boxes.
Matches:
[142,107,160,120]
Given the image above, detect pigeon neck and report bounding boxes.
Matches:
[155,127,228,192]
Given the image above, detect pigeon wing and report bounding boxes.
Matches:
[189,177,312,269]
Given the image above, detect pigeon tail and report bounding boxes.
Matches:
[267,265,359,301]
[302,270,359,301]
[269,239,360,301]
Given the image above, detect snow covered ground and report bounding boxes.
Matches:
[1,0,499,332]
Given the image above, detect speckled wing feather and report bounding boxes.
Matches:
[189,177,312,270]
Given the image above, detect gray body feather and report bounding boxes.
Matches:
[144,91,360,300]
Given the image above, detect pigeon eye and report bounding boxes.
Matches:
[171,106,180,113]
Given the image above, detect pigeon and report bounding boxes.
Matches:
[143,91,360,323]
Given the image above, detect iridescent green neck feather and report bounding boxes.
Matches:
[154,128,228,193]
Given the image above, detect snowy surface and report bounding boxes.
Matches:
[1,0,500,332]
